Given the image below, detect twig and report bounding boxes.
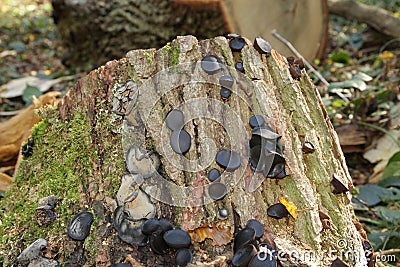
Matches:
[0,110,22,116]
[271,29,350,102]
[378,248,400,255]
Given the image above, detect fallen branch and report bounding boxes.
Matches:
[328,0,400,38]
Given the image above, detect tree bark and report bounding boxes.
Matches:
[0,35,371,266]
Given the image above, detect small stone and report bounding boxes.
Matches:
[215,149,241,172]
[220,87,232,99]
[249,115,265,129]
[163,229,192,249]
[245,219,264,239]
[208,182,227,200]
[254,37,272,55]
[219,75,235,89]
[68,211,94,241]
[38,195,56,209]
[234,227,255,252]
[267,203,289,219]
[201,55,223,74]
[229,37,246,52]
[166,109,185,131]
[175,248,193,267]
[232,244,257,267]
[170,130,191,154]
[330,173,349,194]
[235,62,244,72]
[302,141,315,154]
[218,208,229,219]
[208,168,221,182]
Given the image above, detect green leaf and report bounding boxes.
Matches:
[375,206,400,225]
[332,99,348,108]
[367,231,400,250]
[328,79,367,91]
[329,51,351,65]
[22,85,42,105]
[388,151,400,165]
[357,184,384,206]
[382,161,400,180]
[379,176,400,188]
[349,32,364,50]
[9,41,25,52]
[353,72,373,82]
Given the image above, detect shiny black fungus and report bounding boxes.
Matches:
[227,33,242,39]
[219,75,235,89]
[249,115,265,129]
[302,141,315,154]
[245,219,264,239]
[235,62,244,72]
[232,244,257,267]
[230,37,246,52]
[248,250,277,267]
[330,173,349,194]
[215,149,241,172]
[175,248,193,267]
[218,208,229,219]
[22,139,34,158]
[220,87,232,99]
[150,233,169,255]
[201,55,223,74]
[158,219,174,233]
[208,182,227,201]
[163,229,192,249]
[170,129,191,154]
[141,219,161,235]
[266,163,288,179]
[234,227,256,253]
[208,168,221,182]
[165,109,184,131]
[252,127,281,140]
[267,203,289,219]
[254,37,272,55]
[68,211,94,241]
[117,219,149,246]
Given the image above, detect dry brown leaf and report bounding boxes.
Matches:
[0,91,61,167]
[188,224,233,246]
[0,172,12,191]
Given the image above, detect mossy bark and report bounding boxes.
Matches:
[0,36,370,266]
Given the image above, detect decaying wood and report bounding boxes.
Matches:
[328,0,400,39]
[0,36,370,266]
[51,0,328,67]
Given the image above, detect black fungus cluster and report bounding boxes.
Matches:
[22,138,34,158]
[140,218,193,267]
[248,115,287,179]
[166,109,191,155]
[232,219,278,267]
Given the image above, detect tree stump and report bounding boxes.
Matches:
[0,35,372,267]
[51,0,328,68]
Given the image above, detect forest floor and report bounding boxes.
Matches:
[0,0,399,264]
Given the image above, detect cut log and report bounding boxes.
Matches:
[51,0,328,68]
[0,35,371,266]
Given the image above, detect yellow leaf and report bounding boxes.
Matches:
[379,51,394,60]
[44,70,52,75]
[394,12,400,18]
[279,197,297,219]
[29,34,35,41]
